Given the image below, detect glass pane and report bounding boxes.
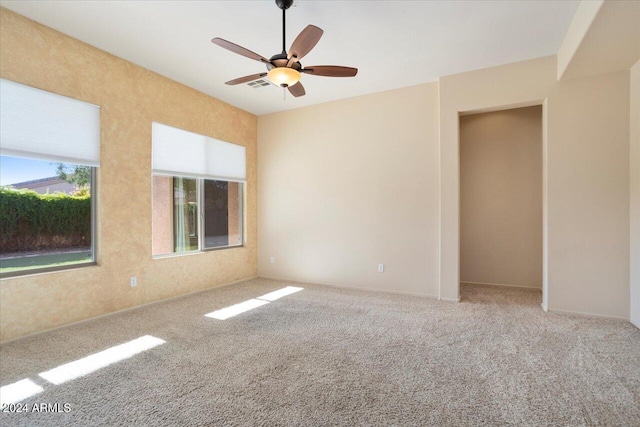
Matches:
[204,180,242,249]
[151,175,173,256]
[0,156,93,275]
[173,177,198,252]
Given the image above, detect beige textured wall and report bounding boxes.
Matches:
[439,56,630,318]
[630,59,640,328]
[0,9,258,342]
[460,106,542,289]
[258,83,440,297]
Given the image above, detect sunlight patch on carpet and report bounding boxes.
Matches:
[39,335,165,385]
[0,379,43,405]
[205,298,269,320]
[257,286,303,301]
[205,286,304,320]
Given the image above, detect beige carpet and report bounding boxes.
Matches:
[1,279,639,426]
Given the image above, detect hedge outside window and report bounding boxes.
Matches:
[0,159,95,275]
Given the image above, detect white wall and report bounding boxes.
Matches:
[557,0,640,81]
[631,59,640,328]
[258,84,440,296]
[460,106,542,289]
[438,56,630,318]
[556,0,603,80]
[259,56,630,318]
[439,56,556,303]
[546,69,630,319]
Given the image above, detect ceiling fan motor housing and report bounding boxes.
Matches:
[267,53,302,72]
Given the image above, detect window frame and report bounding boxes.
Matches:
[0,166,98,278]
[151,174,244,259]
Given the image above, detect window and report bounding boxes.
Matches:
[0,79,100,276]
[151,123,245,256]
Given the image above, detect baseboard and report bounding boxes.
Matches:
[439,297,461,303]
[460,281,542,291]
[0,275,258,345]
[540,302,548,312]
[258,275,439,300]
[548,308,628,322]
[631,318,640,329]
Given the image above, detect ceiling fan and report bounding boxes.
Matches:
[211,0,358,98]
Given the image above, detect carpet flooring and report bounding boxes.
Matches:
[1,279,639,426]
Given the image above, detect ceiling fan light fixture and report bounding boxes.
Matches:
[267,67,300,87]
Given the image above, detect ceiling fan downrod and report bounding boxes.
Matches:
[276,0,294,54]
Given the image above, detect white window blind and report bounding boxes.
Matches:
[152,122,246,182]
[0,79,100,166]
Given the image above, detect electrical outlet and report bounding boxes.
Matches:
[378,264,384,273]
[270,256,275,264]
[130,276,137,287]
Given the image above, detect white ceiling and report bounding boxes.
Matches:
[1,0,579,116]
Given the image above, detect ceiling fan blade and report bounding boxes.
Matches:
[287,82,306,97]
[287,25,324,61]
[302,66,358,77]
[211,38,270,64]
[225,73,268,86]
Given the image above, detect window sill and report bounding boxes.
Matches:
[153,245,244,260]
[0,261,97,280]
[152,251,205,260]
[203,244,244,252]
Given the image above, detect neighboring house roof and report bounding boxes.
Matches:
[10,176,76,195]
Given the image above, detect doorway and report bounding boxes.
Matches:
[459,105,543,300]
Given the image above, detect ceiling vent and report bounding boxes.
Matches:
[247,79,271,88]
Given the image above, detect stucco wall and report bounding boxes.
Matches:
[0,8,258,342]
